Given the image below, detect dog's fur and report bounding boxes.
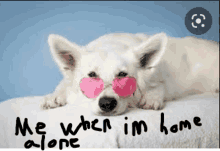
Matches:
[41,33,219,116]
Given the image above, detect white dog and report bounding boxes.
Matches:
[41,33,219,116]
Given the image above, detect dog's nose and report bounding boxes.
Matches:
[99,97,117,112]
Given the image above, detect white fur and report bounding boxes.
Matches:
[40,33,219,116]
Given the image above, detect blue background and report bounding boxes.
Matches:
[0,1,219,102]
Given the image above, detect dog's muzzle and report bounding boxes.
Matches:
[99,96,117,112]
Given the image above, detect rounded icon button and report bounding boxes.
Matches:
[185,7,212,35]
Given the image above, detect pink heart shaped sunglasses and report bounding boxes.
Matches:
[80,77,137,98]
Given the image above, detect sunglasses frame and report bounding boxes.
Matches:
[80,77,137,98]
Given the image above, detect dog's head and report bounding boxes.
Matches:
[48,33,168,116]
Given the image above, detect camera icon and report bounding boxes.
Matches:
[191,14,205,28]
[185,7,212,35]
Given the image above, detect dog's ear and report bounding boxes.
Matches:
[134,33,168,69]
[48,34,82,76]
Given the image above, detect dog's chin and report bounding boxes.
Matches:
[95,111,118,116]
[92,105,128,116]
[94,109,127,116]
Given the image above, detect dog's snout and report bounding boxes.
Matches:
[99,97,117,112]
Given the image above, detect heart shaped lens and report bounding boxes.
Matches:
[112,77,136,97]
[80,78,104,98]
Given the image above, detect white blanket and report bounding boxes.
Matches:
[0,93,219,148]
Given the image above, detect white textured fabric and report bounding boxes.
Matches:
[0,93,219,148]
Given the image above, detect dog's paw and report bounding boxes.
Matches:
[143,101,163,110]
[138,99,163,110]
[40,94,67,110]
[138,84,165,110]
